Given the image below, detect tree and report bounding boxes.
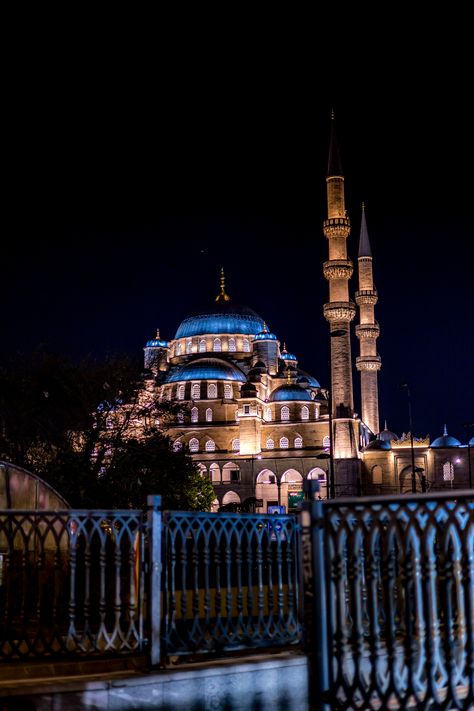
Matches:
[0,352,214,510]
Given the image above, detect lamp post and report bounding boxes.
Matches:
[401,383,417,494]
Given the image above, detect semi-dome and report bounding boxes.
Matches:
[269,384,313,402]
[431,425,462,448]
[164,358,246,383]
[364,439,392,452]
[175,301,265,339]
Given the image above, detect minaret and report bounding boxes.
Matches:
[323,112,357,459]
[356,203,381,434]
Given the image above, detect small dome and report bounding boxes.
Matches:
[175,301,265,339]
[281,351,297,362]
[431,425,462,448]
[269,384,313,402]
[164,358,246,383]
[146,338,170,348]
[297,369,321,387]
[364,439,392,452]
[470,436,474,446]
[379,421,398,442]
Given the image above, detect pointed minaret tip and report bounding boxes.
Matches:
[327,111,343,177]
[358,202,372,258]
[215,266,231,302]
[384,419,388,431]
[443,424,448,436]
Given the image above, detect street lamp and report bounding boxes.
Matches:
[401,383,417,494]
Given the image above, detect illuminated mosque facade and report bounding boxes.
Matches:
[143,118,473,511]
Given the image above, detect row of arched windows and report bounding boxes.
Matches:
[172,338,251,357]
[264,405,318,422]
[176,383,233,400]
[265,436,303,449]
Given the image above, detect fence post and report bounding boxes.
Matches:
[300,481,330,711]
[147,494,162,667]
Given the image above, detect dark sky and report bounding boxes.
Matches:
[3,27,473,444]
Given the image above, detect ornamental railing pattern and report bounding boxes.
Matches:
[304,491,474,710]
[161,511,302,657]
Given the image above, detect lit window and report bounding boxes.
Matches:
[176,342,181,356]
[228,338,236,352]
[207,383,217,398]
[205,439,216,452]
[232,438,240,452]
[372,465,383,484]
[295,437,303,448]
[266,438,274,449]
[443,461,454,481]
[210,463,220,482]
[189,438,199,453]
[243,338,250,353]
[301,406,309,421]
[173,440,183,452]
[177,412,184,423]
[199,339,206,353]
[244,405,250,414]
[315,405,320,420]
[177,385,185,400]
[280,437,289,449]
[206,408,213,422]
[192,383,200,399]
[186,340,192,354]
[281,406,290,421]
[323,435,330,449]
[213,338,221,352]
[265,408,273,421]
[224,383,232,399]
[191,407,198,423]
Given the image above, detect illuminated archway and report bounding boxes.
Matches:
[281,469,303,511]
[255,469,279,512]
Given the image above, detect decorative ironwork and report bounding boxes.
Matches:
[161,511,302,656]
[0,509,145,660]
[312,491,474,709]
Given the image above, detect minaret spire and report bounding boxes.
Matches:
[356,203,381,435]
[215,267,231,302]
[323,113,357,459]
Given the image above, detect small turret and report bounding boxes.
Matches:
[144,328,170,373]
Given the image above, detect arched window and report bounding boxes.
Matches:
[177,412,184,423]
[280,436,289,449]
[192,383,200,400]
[186,339,192,354]
[257,470,276,484]
[323,435,330,449]
[210,463,220,482]
[231,438,240,452]
[243,338,250,352]
[176,342,181,356]
[372,465,383,484]
[314,405,320,420]
[222,491,241,505]
[308,467,326,481]
[205,439,216,452]
[294,436,303,448]
[199,339,206,353]
[281,406,290,421]
[197,463,207,477]
[265,408,272,421]
[207,383,217,399]
[191,407,198,423]
[177,384,185,400]
[266,438,274,449]
[173,440,183,452]
[443,461,454,481]
[224,383,232,399]
[189,438,199,453]
[301,405,309,421]
[228,338,236,352]
[223,462,240,482]
[206,408,213,422]
[213,338,221,352]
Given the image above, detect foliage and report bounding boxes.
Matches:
[0,352,214,510]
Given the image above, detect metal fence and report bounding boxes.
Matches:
[304,491,474,710]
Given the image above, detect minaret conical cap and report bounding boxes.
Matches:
[215,267,231,302]
[327,110,343,177]
[358,202,372,257]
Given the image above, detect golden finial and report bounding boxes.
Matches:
[215,266,231,302]
[286,366,291,384]
[156,328,160,339]
[282,342,287,353]
[263,322,268,333]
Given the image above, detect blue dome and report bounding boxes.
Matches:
[364,439,391,452]
[146,338,169,348]
[164,358,247,383]
[281,352,297,362]
[254,331,277,341]
[269,384,313,402]
[470,437,474,446]
[297,369,321,387]
[175,302,265,338]
[379,428,398,442]
[431,425,461,448]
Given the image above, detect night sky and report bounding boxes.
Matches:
[3,30,473,444]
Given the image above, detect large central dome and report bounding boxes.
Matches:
[174,301,265,339]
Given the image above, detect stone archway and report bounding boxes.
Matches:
[307,467,328,499]
[399,465,421,494]
[281,469,303,511]
[255,469,279,512]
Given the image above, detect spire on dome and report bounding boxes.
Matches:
[327,110,343,177]
[215,267,231,302]
[443,424,448,436]
[358,202,372,257]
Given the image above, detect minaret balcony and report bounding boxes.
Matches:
[356,355,382,372]
[355,289,378,305]
[323,301,356,322]
[323,217,351,239]
[323,259,353,281]
[355,323,380,339]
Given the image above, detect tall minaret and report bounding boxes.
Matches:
[355,204,381,434]
[323,112,357,459]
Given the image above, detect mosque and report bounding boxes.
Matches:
[143,118,473,511]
